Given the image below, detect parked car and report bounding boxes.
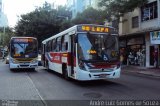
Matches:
[38,54,42,66]
[5,55,9,64]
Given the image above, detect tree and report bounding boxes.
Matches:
[0,27,14,47]
[98,0,148,22]
[56,5,72,31]
[72,7,105,25]
[14,2,71,48]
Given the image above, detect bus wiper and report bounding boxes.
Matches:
[81,59,110,63]
[17,42,24,49]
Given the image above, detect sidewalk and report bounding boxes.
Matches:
[122,65,160,78]
[0,57,5,62]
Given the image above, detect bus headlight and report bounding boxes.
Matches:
[111,63,120,69]
[79,61,87,71]
[31,59,38,64]
[11,58,18,63]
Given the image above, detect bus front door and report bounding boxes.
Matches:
[70,35,75,76]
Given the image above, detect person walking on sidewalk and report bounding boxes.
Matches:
[153,48,158,68]
[120,54,124,66]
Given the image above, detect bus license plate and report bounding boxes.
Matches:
[99,74,107,78]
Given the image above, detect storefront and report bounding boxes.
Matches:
[120,31,160,68]
[148,31,160,67]
[119,34,146,66]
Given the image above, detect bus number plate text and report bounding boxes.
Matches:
[99,74,107,78]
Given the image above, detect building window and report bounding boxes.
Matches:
[141,1,157,22]
[132,16,139,28]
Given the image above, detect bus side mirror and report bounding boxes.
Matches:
[38,50,41,54]
[74,36,78,43]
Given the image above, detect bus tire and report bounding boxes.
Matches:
[10,68,14,71]
[62,64,69,80]
[9,64,14,71]
[46,61,50,71]
[31,68,35,71]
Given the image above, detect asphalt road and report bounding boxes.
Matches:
[0,61,160,106]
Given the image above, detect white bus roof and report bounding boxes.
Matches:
[42,25,77,44]
[11,37,37,39]
[42,24,116,44]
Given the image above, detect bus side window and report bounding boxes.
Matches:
[65,35,68,51]
[55,37,61,52]
[61,35,68,52]
[65,42,68,51]
[49,40,52,52]
[52,39,56,52]
[61,36,65,52]
[54,38,58,52]
[46,42,49,52]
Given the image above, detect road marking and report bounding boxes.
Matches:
[26,72,47,106]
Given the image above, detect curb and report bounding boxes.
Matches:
[0,59,5,62]
[138,71,160,78]
[122,69,160,78]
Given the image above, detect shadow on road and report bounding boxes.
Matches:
[44,69,64,78]
[73,80,121,87]
[41,68,132,94]
[10,69,38,73]
[43,68,124,87]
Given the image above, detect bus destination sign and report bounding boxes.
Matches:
[13,38,33,43]
[78,25,109,33]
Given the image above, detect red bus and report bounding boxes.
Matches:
[42,24,121,80]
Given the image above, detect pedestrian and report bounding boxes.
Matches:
[128,52,134,65]
[153,48,158,68]
[120,54,124,66]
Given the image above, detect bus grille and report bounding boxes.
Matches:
[20,65,29,67]
[89,68,114,72]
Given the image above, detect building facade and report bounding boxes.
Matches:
[119,0,160,68]
[66,0,99,19]
[0,0,8,27]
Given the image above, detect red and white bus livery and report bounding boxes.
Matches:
[42,24,121,81]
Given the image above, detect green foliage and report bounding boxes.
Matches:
[14,0,149,47]
[59,20,73,31]
[14,2,71,48]
[0,27,14,46]
[98,0,148,21]
[72,7,105,25]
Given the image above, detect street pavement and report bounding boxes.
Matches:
[0,59,45,106]
[0,59,160,106]
[122,65,160,78]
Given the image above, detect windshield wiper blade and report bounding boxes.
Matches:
[81,59,111,63]
[17,42,24,49]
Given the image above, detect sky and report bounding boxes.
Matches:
[3,0,67,27]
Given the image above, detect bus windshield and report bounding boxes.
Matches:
[11,38,38,58]
[78,33,119,62]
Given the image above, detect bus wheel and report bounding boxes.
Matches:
[10,68,14,71]
[31,68,35,71]
[9,64,14,71]
[62,65,69,80]
[46,61,50,71]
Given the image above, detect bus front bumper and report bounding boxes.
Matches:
[75,68,121,81]
[9,63,38,69]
